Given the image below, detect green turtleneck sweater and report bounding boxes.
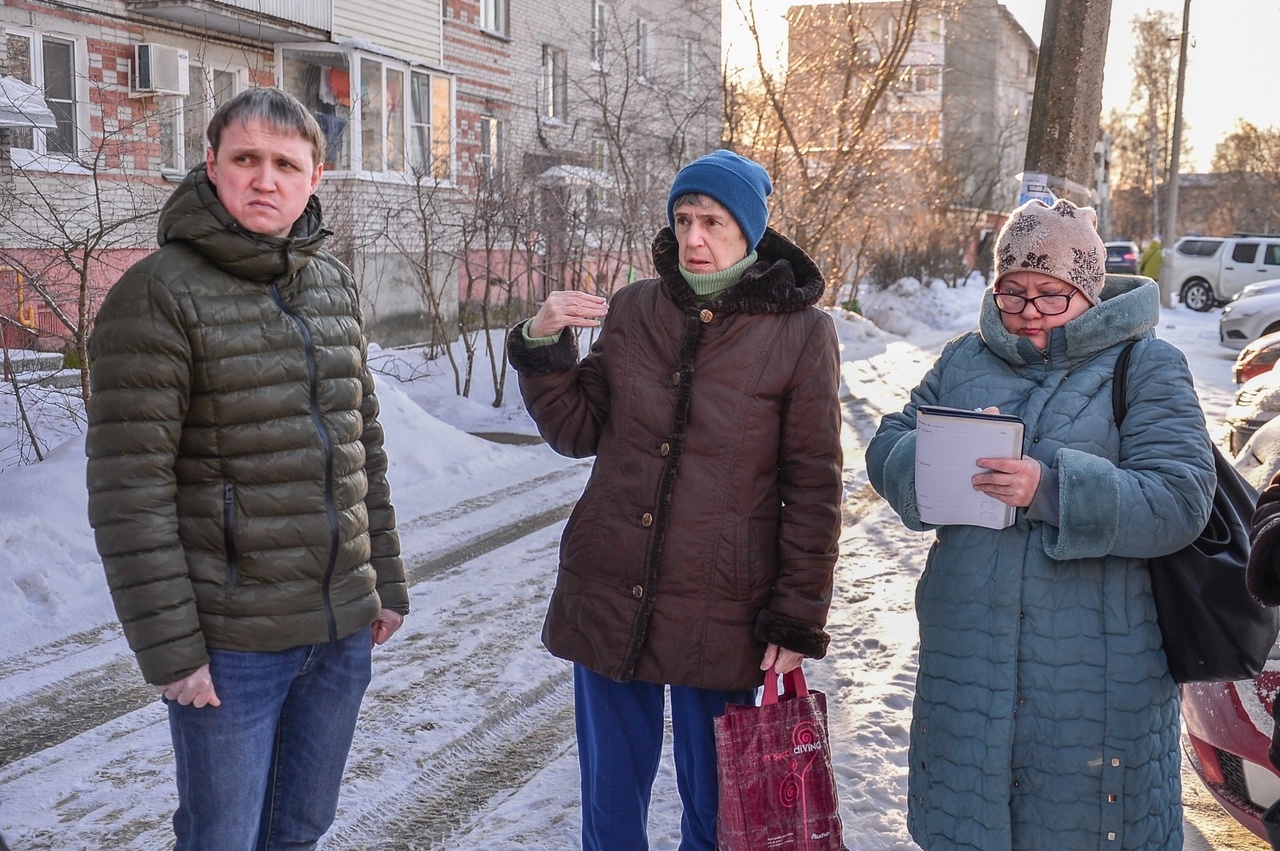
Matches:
[523,251,759,347]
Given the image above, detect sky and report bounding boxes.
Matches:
[723,0,1279,173]
[0,276,1267,848]
[1003,0,1275,172]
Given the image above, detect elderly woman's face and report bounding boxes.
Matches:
[994,270,1093,351]
[673,197,749,274]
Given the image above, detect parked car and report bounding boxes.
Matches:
[1235,331,1280,383]
[1182,661,1280,842]
[1220,280,1280,349]
[1233,416,1280,492]
[1182,418,1280,843]
[1167,234,1280,312]
[1104,240,1140,275]
[1225,371,1280,454]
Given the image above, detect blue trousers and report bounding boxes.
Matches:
[574,663,755,851]
[167,627,372,851]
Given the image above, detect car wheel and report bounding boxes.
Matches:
[1182,279,1215,312]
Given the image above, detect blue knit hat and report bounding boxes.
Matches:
[667,150,773,250]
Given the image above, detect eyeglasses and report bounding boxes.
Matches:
[992,290,1078,316]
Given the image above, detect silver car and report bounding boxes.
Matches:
[1220,279,1280,349]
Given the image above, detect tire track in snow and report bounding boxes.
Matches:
[0,464,586,772]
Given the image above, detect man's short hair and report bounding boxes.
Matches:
[206,87,325,168]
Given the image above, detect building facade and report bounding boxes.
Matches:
[783,0,1034,222]
[0,0,722,353]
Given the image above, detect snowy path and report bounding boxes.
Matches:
[0,298,1267,848]
[0,458,594,849]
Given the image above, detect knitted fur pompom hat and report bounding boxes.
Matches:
[993,198,1108,304]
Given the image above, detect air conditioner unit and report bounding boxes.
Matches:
[131,44,189,96]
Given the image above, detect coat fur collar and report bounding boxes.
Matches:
[652,226,826,314]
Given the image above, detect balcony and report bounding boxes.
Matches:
[126,0,331,43]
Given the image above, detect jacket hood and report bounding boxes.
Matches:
[652,226,826,314]
[156,164,329,284]
[979,274,1161,367]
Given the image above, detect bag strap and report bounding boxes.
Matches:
[762,668,809,705]
[1112,341,1138,426]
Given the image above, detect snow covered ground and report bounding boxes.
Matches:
[0,277,1263,849]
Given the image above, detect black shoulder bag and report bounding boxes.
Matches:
[1113,340,1279,683]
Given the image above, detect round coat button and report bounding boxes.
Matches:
[631,584,644,599]
[641,512,654,527]
[699,309,713,323]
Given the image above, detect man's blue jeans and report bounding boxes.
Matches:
[167,627,372,851]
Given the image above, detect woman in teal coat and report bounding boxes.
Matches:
[866,199,1215,850]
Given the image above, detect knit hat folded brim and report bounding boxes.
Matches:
[667,150,773,250]
[993,198,1107,304]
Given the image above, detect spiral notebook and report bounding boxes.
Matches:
[914,405,1025,530]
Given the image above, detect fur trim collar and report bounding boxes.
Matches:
[652,226,826,315]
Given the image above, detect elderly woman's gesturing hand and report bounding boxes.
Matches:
[528,291,608,338]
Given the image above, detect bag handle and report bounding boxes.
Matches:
[762,667,809,705]
[1112,341,1137,426]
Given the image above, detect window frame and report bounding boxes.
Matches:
[541,45,569,123]
[5,28,88,168]
[914,66,940,93]
[160,65,242,176]
[480,0,509,37]
[635,18,653,84]
[681,39,697,98]
[278,43,454,181]
[479,114,506,186]
[591,0,608,69]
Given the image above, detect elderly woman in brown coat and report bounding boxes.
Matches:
[506,150,843,851]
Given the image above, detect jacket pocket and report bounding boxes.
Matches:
[223,481,240,586]
[718,516,772,602]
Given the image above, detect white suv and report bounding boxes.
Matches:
[1167,234,1280,311]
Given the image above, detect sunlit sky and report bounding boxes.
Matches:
[722,0,1278,172]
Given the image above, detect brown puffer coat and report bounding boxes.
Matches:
[507,227,843,691]
[86,166,406,686]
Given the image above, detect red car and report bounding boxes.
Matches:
[1182,664,1280,840]
[1235,331,1280,384]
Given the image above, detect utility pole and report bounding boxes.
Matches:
[1148,91,1160,239]
[1159,0,1191,308]
[1023,0,1114,205]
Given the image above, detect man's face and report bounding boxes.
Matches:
[206,118,322,239]
[673,197,749,274]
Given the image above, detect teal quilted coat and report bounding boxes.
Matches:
[866,277,1215,850]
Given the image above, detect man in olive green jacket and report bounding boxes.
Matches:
[85,88,407,851]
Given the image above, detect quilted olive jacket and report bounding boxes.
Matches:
[507,227,843,691]
[867,277,1215,850]
[86,166,406,686]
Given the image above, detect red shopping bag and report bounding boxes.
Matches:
[714,668,847,851]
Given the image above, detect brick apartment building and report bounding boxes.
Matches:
[0,0,721,353]
[785,0,1038,271]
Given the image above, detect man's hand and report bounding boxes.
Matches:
[527,291,608,338]
[156,664,220,708]
[371,608,405,647]
[760,643,804,675]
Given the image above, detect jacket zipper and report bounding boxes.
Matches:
[270,281,341,641]
[223,481,239,585]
